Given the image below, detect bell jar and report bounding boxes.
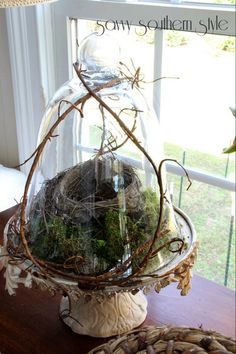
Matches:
[14,33,188,283]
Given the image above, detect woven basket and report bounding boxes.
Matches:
[88,326,236,354]
[0,0,55,7]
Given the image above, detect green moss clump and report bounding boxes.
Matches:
[142,188,159,234]
[28,187,161,274]
[29,216,89,263]
[126,215,147,269]
[103,210,125,264]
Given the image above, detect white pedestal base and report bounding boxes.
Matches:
[60,291,147,337]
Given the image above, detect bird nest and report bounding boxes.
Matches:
[40,158,143,224]
[23,157,157,276]
[88,326,236,354]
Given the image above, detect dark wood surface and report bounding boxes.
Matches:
[0,206,235,354]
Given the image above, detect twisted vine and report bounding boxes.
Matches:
[5,63,192,291]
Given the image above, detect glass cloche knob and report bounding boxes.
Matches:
[79,33,121,71]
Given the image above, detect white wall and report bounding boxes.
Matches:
[0,9,19,167]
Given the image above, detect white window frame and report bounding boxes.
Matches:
[5,0,236,192]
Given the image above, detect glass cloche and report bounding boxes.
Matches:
[8,33,192,285]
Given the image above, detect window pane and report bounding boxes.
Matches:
[161,31,235,179]
[168,174,235,289]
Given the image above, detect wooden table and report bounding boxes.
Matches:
[0,206,235,354]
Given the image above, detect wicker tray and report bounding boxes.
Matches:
[88,326,236,354]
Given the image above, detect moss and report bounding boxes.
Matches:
[29,216,88,263]
[103,210,125,264]
[142,188,159,234]
[91,238,106,258]
[126,215,147,269]
[28,187,161,273]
